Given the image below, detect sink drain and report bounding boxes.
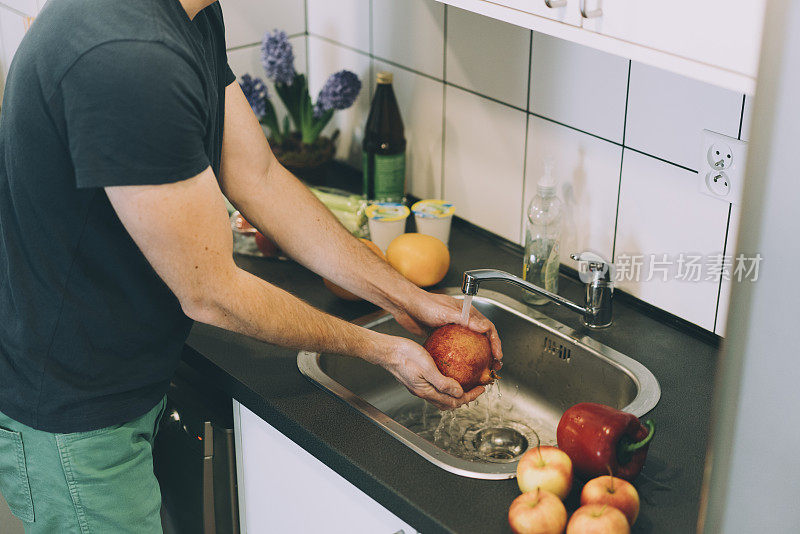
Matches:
[462,421,539,463]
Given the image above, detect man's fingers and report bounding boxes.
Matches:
[467,311,504,361]
[429,372,464,398]
[461,386,486,403]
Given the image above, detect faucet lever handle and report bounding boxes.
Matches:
[570,252,612,282]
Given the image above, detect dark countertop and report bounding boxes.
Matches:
[184,221,719,534]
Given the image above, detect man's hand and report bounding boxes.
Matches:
[391,291,503,369]
[377,337,486,410]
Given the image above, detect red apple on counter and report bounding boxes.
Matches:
[566,504,630,534]
[516,446,573,500]
[580,475,640,526]
[423,324,495,390]
[254,231,279,257]
[508,488,568,534]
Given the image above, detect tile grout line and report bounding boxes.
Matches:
[0,2,29,17]
[519,30,534,244]
[737,94,746,140]
[306,34,701,186]
[611,60,632,264]
[624,146,697,174]
[368,0,374,98]
[713,203,733,332]
[440,5,448,201]
[304,0,310,78]
[226,32,306,53]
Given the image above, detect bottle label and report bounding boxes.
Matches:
[368,152,405,202]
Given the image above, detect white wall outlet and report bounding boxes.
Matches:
[699,130,747,205]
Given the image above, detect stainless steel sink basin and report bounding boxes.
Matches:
[298,288,660,479]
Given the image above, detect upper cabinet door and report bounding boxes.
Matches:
[496,0,582,26]
[579,0,766,78]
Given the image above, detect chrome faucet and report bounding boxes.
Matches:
[461,253,613,328]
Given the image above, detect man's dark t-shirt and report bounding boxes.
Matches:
[0,0,236,432]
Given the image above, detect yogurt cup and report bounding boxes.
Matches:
[411,199,455,246]
[366,203,410,252]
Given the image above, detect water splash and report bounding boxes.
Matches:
[388,383,557,463]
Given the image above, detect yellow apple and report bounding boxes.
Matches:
[516,446,573,500]
[508,489,568,534]
[580,475,640,526]
[567,504,630,534]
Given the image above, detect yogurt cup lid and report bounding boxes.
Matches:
[411,199,455,218]
[366,203,410,222]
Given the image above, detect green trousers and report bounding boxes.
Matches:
[0,398,167,534]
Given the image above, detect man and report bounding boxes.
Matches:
[0,0,502,531]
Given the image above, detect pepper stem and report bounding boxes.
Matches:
[620,420,656,454]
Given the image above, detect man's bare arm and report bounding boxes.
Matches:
[106,169,478,409]
[218,83,502,358]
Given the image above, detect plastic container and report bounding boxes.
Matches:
[411,199,455,246]
[523,160,562,305]
[366,203,410,252]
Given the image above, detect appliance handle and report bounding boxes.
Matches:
[203,422,216,534]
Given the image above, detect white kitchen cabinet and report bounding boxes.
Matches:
[437,0,765,93]
[493,0,581,27]
[232,401,418,534]
[579,0,765,86]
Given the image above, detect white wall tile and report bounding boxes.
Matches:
[220,0,305,49]
[443,85,526,242]
[445,7,529,109]
[740,94,754,142]
[375,60,443,200]
[307,36,372,168]
[626,62,742,171]
[614,150,730,330]
[523,117,622,265]
[372,0,444,79]
[227,36,307,128]
[530,32,629,143]
[307,0,370,52]
[0,0,36,16]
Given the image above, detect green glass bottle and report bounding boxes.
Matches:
[362,72,406,203]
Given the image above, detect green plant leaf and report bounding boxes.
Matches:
[260,98,283,144]
[307,109,334,144]
[275,72,308,132]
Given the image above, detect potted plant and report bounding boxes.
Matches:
[239,30,362,184]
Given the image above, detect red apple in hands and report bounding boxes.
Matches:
[424,324,495,390]
[516,446,573,500]
[567,504,630,534]
[508,488,568,534]
[580,475,640,526]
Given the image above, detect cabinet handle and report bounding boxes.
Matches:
[579,0,602,18]
[544,0,567,7]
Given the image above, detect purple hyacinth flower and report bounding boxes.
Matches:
[239,74,268,118]
[313,70,362,118]
[261,30,296,85]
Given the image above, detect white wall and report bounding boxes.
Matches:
[222,0,750,335]
[0,0,750,335]
[700,0,800,531]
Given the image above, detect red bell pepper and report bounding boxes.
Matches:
[556,402,655,481]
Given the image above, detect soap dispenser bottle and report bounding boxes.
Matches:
[523,160,562,305]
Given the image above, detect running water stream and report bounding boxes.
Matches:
[460,294,473,324]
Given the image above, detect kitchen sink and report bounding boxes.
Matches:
[298,288,660,480]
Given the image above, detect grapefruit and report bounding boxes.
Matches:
[385,233,449,287]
